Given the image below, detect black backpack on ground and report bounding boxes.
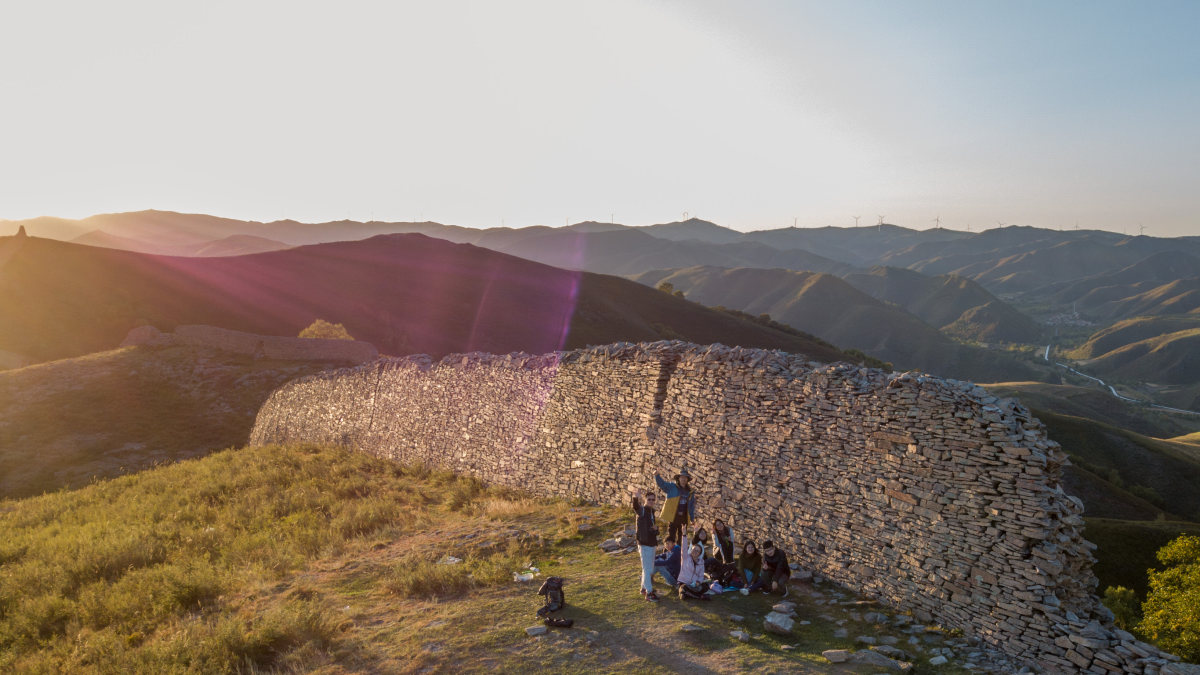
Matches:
[536,576,573,627]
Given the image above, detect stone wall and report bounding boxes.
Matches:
[122,324,378,364]
[250,341,1183,673]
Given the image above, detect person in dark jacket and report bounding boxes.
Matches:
[760,540,791,597]
[653,535,681,587]
[632,487,660,601]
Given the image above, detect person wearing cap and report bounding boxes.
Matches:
[655,468,696,544]
[631,487,661,602]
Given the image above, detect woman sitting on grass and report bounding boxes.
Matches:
[737,540,763,594]
[676,544,714,600]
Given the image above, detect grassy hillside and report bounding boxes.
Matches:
[1071,316,1200,359]
[1081,328,1200,385]
[985,381,1200,439]
[842,267,1041,343]
[0,234,853,366]
[633,266,1049,383]
[1085,518,1200,596]
[0,346,328,499]
[0,444,972,673]
[1034,410,1200,521]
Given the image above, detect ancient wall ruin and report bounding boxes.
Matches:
[123,325,378,364]
[250,341,1180,673]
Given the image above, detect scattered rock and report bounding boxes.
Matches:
[929,655,949,666]
[822,649,850,663]
[780,644,795,651]
[764,611,795,635]
[599,538,621,552]
[848,649,909,671]
[679,623,704,633]
[871,644,909,660]
[878,635,900,646]
[577,523,594,532]
[729,615,745,622]
[856,635,877,645]
[526,625,548,636]
[772,601,797,616]
[730,630,751,642]
[833,628,849,639]
[436,555,462,565]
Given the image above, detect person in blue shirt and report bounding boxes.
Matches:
[655,468,696,544]
[653,535,682,587]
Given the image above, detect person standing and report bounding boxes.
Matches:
[632,487,660,602]
[655,468,696,544]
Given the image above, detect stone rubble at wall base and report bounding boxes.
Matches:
[249,340,1185,673]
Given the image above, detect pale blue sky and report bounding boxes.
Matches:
[1,0,1197,235]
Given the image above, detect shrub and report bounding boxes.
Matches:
[299,319,354,340]
[1102,585,1140,631]
[1139,535,1200,661]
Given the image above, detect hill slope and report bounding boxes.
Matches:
[842,266,1041,343]
[0,443,969,673]
[0,345,328,499]
[1082,328,1200,385]
[0,234,853,365]
[632,266,1047,383]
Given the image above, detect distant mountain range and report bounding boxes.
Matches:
[0,232,854,365]
[6,209,1200,404]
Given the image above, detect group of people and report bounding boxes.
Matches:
[631,469,793,603]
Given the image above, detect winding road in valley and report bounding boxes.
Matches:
[1043,344,1200,416]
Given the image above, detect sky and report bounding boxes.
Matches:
[1,0,1198,235]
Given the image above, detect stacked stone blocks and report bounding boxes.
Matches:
[249,341,1183,673]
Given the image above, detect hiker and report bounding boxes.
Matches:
[711,518,736,565]
[737,540,763,594]
[760,540,791,597]
[653,535,682,587]
[655,468,696,544]
[631,487,660,602]
[676,543,714,600]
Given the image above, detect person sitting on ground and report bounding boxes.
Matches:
[690,527,713,561]
[675,543,714,600]
[760,540,791,597]
[737,540,763,594]
[655,468,696,544]
[631,487,660,602]
[653,535,682,588]
[711,518,736,565]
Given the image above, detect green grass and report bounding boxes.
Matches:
[1085,518,1200,597]
[1,443,977,673]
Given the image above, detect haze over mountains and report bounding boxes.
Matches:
[7,209,1200,395]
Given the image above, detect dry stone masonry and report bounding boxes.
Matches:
[250,341,1186,673]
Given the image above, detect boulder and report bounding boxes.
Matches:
[822,649,850,663]
[730,630,751,642]
[772,601,798,615]
[526,625,548,636]
[764,612,795,635]
[848,649,909,671]
[679,623,704,633]
[929,655,949,666]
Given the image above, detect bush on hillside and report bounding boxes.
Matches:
[299,319,354,340]
[1139,534,1200,661]
[1102,585,1140,632]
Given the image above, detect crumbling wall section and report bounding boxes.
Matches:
[249,341,1180,673]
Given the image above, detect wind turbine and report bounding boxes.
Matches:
[853,215,861,228]
[1139,223,1146,236]
[997,221,1006,228]
[932,215,941,230]
[877,215,885,232]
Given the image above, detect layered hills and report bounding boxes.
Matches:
[0,233,853,366]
